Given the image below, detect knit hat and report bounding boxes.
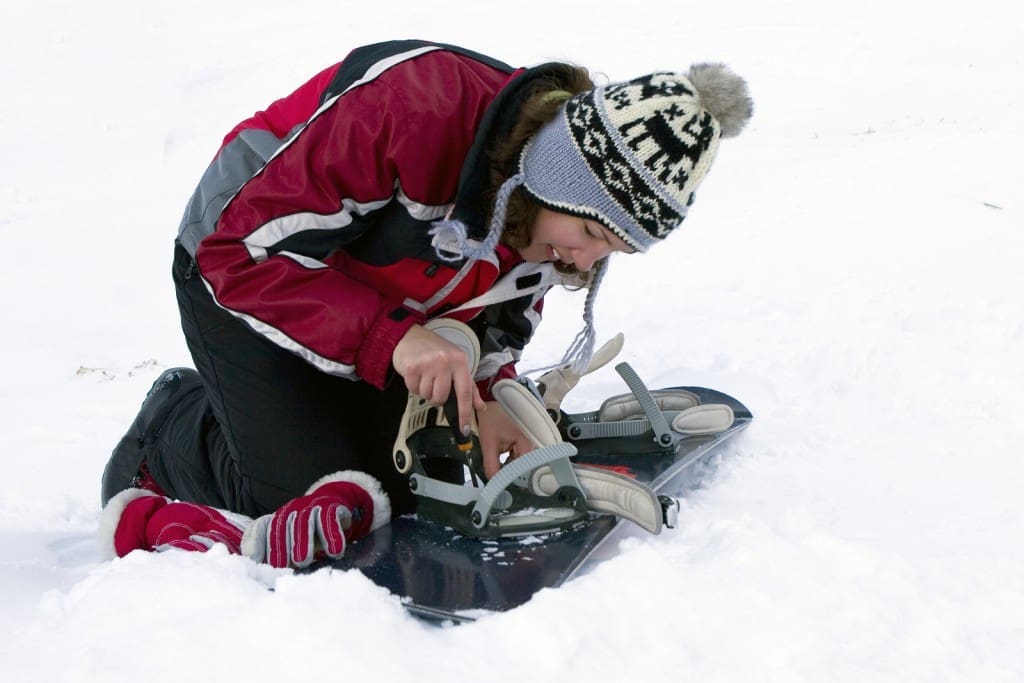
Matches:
[520,64,752,252]
[431,63,752,371]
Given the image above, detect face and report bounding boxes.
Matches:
[517,208,635,271]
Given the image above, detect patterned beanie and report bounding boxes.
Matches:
[520,64,753,252]
[431,63,752,371]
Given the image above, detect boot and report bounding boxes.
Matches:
[100,368,203,505]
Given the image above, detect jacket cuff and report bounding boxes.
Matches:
[305,470,392,530]
[97,488,164,561]
[356,304,423,389]
[477,363,518,402]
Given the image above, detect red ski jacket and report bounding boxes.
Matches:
[178,41,572,396]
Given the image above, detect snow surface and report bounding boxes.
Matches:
[1,0,1022,680]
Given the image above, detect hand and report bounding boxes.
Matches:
[476,401,536,479]
[99,489,250,560]
[241,471,391,569]
[99,472,390,570]
[392,324,486,435]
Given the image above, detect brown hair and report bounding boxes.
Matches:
[486,64,595,276]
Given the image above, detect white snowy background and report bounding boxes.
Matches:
[1,0,1021,680]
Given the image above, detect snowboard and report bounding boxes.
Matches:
[307,386,752,623]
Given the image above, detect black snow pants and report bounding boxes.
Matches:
[134,242,421,518]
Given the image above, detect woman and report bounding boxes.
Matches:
[99,39,752,568]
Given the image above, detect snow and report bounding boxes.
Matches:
[1,0,1022,680]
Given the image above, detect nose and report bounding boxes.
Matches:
[572,243,610,272]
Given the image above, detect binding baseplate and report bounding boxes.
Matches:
[533,335,736,456]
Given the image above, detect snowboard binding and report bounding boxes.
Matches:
[533,334,737,456]
[392,320,678,539]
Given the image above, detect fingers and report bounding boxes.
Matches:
[290,507,316,567]
[478,404,537,479]
[508,435,533,461]
[477,407,503,478]
[481,435,535,478]
[450,363,480,435]
[479,411,527,479]
[394,325,477,416]
[268,502,351,569]
[316,503,350,559]
[267,508,294,568]
[480,428,503,479]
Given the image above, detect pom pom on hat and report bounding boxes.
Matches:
[686,63,753,138]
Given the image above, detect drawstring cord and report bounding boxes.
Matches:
[428,172,605,375]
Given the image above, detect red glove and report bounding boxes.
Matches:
[98,489,251,559]
[241,471,391,569]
